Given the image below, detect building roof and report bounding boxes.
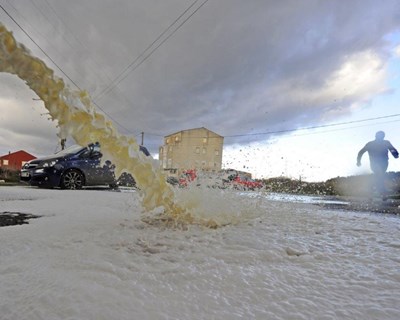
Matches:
[165,127,223,138]
[0,150,36,160]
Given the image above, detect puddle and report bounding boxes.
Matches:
[0,212,41,227]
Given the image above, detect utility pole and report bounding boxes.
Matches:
[141,132,144,145]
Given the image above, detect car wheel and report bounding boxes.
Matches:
[60,169,84,189]
[109,183,119,190]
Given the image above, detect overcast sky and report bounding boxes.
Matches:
[1,0,400,181]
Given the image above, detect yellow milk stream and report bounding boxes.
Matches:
[0,23,218,228]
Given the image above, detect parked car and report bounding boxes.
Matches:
[178,169,197,187]
[166,176,179,186]
[231,175,264,190]
[20,143,150,189]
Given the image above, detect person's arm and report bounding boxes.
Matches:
[357,145,367,166]
[387,142,399,159]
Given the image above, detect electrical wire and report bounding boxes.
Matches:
[0,3,81,89]
[2,0,210,136]
[2,2,397,145]
[38,0,152,135]
[255,118,400,140]
[94,0,210,102]
[0,3,137,135]
[141,113,400,140]
[33,0,111,83]
[225,113,400,138]
[94,0,201,101]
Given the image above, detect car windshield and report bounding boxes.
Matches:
[54,145,86,157]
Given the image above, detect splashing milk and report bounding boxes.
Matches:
[0,23,259,228]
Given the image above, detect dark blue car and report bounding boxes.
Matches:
[20,143,150,189]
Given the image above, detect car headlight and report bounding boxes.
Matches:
[42,160,58,168]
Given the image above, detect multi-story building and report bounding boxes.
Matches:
[159,127,224,176]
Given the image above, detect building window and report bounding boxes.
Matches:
[166,138,170,144]
[175,136,180,142]
[201,161,206,167]
[203,138,207,144]
[202,147,206,154]
[195,147,200,154]
[215,150,219,156]
[3,159,9,165]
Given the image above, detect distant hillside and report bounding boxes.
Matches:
[326,172,400,197]
[262,172,400,197]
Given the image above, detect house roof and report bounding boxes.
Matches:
[165,127,223,138]
[0,150,36,160]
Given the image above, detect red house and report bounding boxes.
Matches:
[0,150,37,171]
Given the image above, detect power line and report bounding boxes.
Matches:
[94,0,210,102]
[0,3,81,89]
[4,3,396,144]
[0,3,136,134]
[271,118,400,139]
[225,113,400,138]
[94,0,201,101]
[39,0,114,84]
[38,0,150,135]
[3,0,210,136]
[141,113,400,140]
[5,0,110,95]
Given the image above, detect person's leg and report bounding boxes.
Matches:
[371,161,388,197]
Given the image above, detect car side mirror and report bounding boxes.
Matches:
[88,142,100,153]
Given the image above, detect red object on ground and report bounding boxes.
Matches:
[232,175,263,190]
[179,169,197,187]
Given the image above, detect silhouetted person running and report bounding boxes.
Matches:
[357,131,398,197]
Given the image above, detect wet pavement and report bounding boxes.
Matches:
[265,192,400,215]
[318,197,400,215]
[0,212,41,227]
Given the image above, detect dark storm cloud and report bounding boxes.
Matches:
[1,0,400,155]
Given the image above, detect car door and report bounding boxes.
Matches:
[73,148,99,185]
[79,147,115,185]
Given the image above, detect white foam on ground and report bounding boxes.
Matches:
[1,186,400,320]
